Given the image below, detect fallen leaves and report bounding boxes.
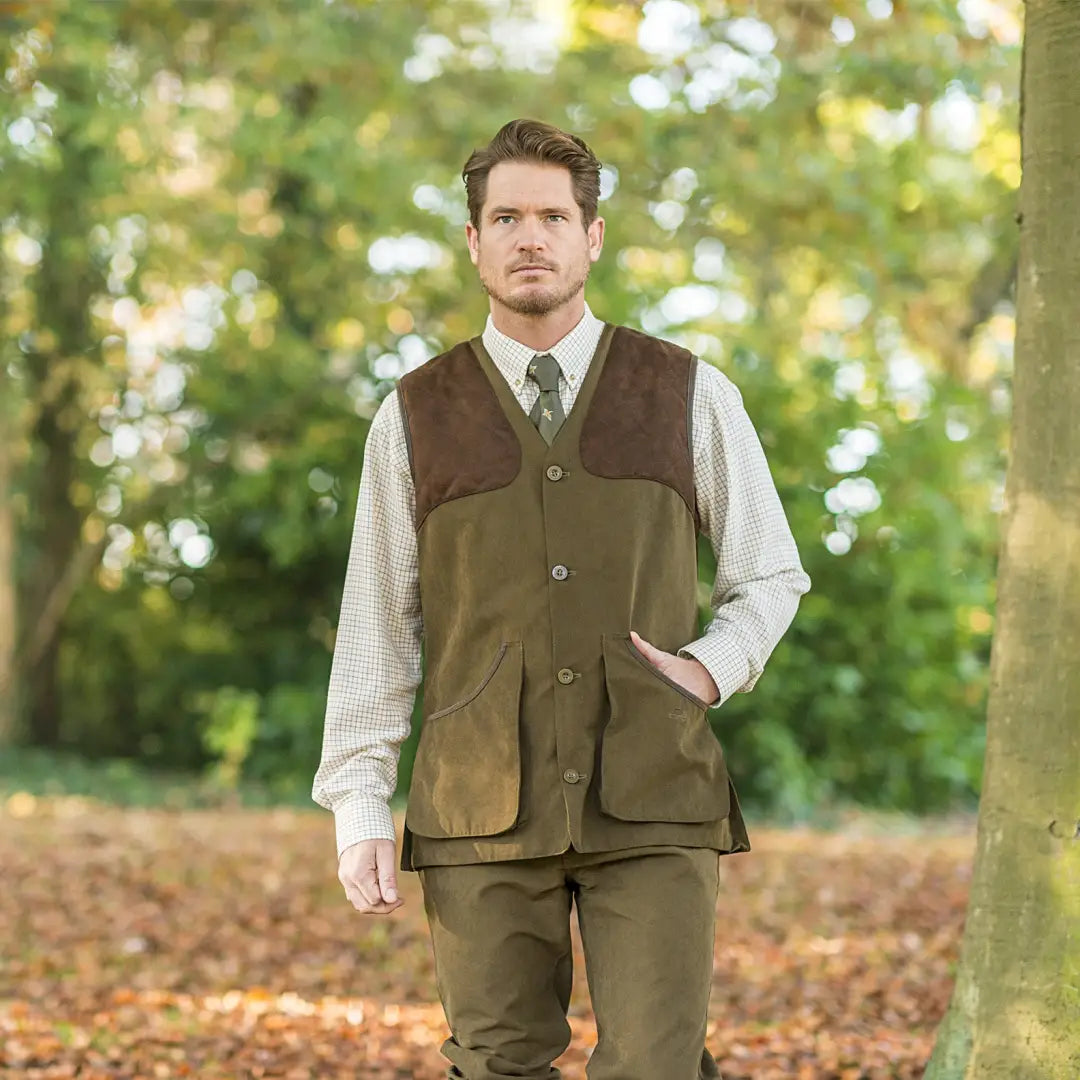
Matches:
[0,799,973,1078]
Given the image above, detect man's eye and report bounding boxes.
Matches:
[548,215,565,222]
[496,215,514,224]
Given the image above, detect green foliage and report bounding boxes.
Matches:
[0,746,313,808]
[194,685,260,789]
[1,0,1020,817]
[242,682,328,790]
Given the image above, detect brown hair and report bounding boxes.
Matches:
[462,118,601,231]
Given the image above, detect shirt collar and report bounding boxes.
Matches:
[482,301,605,393]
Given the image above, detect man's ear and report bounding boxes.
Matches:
[465,222,480,266]
[588,216,605,262]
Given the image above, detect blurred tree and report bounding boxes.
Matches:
[0,315,14,742]
[926,1,1080,1075]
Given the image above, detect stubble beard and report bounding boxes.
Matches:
[478,256,592,317]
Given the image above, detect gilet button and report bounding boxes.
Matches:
[551,564,568,580]
[563,769,583,783]
[546,464,564,481]
[557,668,575,684]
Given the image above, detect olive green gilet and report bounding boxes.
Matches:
[395,322,750,872]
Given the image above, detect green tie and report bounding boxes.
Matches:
[526,352,566,445]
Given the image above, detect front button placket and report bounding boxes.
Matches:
[537,398,592,833]
[448,326,628,859]
[468,324,614,852]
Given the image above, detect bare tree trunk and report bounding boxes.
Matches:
[0,364,18,744]
[925,2,1080,1077]
[21,372,84,747]
[18,71,100,747]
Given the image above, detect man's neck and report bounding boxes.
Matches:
[489,296,586,352]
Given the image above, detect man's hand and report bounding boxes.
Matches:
[630,629,719,707]
[338,839,404,915]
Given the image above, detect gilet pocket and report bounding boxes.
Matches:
[405,639,525,838]
[598,632,730,822]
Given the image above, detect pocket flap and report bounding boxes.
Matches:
[599,632,730,823]
[406,640,525,838]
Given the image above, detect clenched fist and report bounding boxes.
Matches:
[338,838,404,914]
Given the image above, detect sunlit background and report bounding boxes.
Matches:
[1,0,1022,822]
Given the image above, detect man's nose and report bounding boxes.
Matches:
[516,218,548,251]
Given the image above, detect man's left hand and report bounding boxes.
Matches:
[629,630,719,707]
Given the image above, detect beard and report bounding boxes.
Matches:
[478,257,592,316]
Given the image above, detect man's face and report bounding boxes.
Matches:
[465,161,605,317]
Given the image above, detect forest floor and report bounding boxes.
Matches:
[1,795,975,1079]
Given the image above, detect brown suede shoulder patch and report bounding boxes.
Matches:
[397,342,521,530]
[579,326,700,530]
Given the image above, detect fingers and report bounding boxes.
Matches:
[630,629,662,660]
[355,847,397,904]
[349,871,403,914]
[354,868,383,906]
[377,843,398,903]
[338,839,404,915]
[345,880,402,915]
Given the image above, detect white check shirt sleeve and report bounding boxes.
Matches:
[310,387,423,860]
[677,359,812,708]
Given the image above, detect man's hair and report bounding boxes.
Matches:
[462,118,602,231]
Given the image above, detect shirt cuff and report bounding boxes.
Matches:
[332,793,397,860]
[677,635,752,709]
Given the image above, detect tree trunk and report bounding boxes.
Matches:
[925,2,1080,1077]
[0,363,18,744]
[19,70,100,748]
[21,372,86,748]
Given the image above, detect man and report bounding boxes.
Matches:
[312,118,811,1080]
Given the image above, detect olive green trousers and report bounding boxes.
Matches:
[417,843,724,1080]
